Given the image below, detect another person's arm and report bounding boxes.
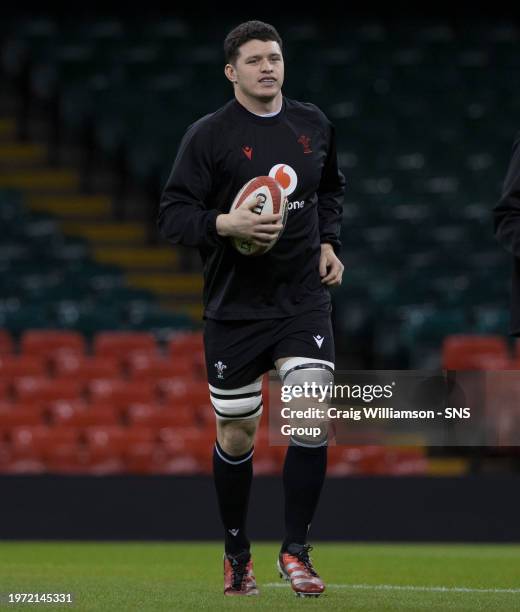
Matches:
[317,121,346,285]
[494,131,520,256]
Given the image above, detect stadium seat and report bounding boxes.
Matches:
[0,440,12,473]
[168,332,204,362]
[0,356,47,380]
[158,426,214,473]
[93,331,158,358]
[0,403,47,428]
[326,445,428,476]
[84,425,155,453]
[87,379,155,407]
[157,378,190,403]
[127,403,196,428]
[52,353,122,381]
[0,330,14,355]
[13,377,84,403]
[442,335,509,369]
[21,330,86,358]
[126,353,194,381]
[254,428,285,473]
[40,427,85,473]
[0,381,8,401]
[187,383,212,414]
[482,371,520,446]
[84,425,157,473]
[3,425,49,473]
[49,401,120,427]
[7,425,78,473]
[513,338,520,359]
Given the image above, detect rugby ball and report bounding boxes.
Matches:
[229,176,288,256]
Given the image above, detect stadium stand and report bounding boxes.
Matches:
[1,16,519,477]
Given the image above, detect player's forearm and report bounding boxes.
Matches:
[157,202,221,249]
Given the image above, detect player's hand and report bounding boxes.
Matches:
[216,197,283,246]
[319,243,344,286]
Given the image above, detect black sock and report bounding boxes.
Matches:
[281,442,327,551]
[213,439,253,555]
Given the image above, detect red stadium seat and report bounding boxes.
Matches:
[81,426,131,474]
[8,425,50,456]
[442,335,509,370]
[254,428,286,466]
[49,400,120,427]
[158,378,190,402]
[168,332,205,377]
[190,384,216,425]
[40,427,84,473]
[481,371,520,446]
[0,330,14,355]
[0,356,47,380]
[0,403,46,428]
[0,380,9,400]
[10,426,79,452]
[126,353,194,382]
[84,425,157,474]
[253,429,283,475]
[187,382,212,412]
[21,330,86,358]
[127,403,196,428]
[0,440,12,473]
[13,377,84,403]
[93,332,158,359]
[88,379,156,408]
[52,353,122,381]
[84,425,155,455]
[326,445,427,476]
[168,331,204,356]
[44,445,88,473]
[158,426,214,473]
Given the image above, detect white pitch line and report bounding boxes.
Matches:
[264,583,520,594]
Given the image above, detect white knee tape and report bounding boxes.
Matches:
[279,357,334,448]
[209,375,263,420]
[278,357,335,385]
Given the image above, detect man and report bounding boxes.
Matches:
[494,131,520,334]
[158,20,345,597]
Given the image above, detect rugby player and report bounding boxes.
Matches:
[158,20,345,597]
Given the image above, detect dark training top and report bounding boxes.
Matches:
[158,96,345,320]
[494,130,520,335]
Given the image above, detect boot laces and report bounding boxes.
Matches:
[230,555,249,590]
[296,544,318,577]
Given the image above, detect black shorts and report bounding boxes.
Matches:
[203,308,335,389]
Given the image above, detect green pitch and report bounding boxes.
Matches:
[1,542,519,611]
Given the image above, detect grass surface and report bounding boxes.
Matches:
[1,542,519,611]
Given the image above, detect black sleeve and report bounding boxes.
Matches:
[157,121,223,249]
[317,121,346,255]
[494,131,520,257]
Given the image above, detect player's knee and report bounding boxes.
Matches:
[218,419,258,455]
[279,357,334,448]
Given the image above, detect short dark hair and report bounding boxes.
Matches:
[224,20,283,65]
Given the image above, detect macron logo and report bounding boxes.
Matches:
[228,529,239,536]
[242,146,253,160]
[313,335,324,349]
